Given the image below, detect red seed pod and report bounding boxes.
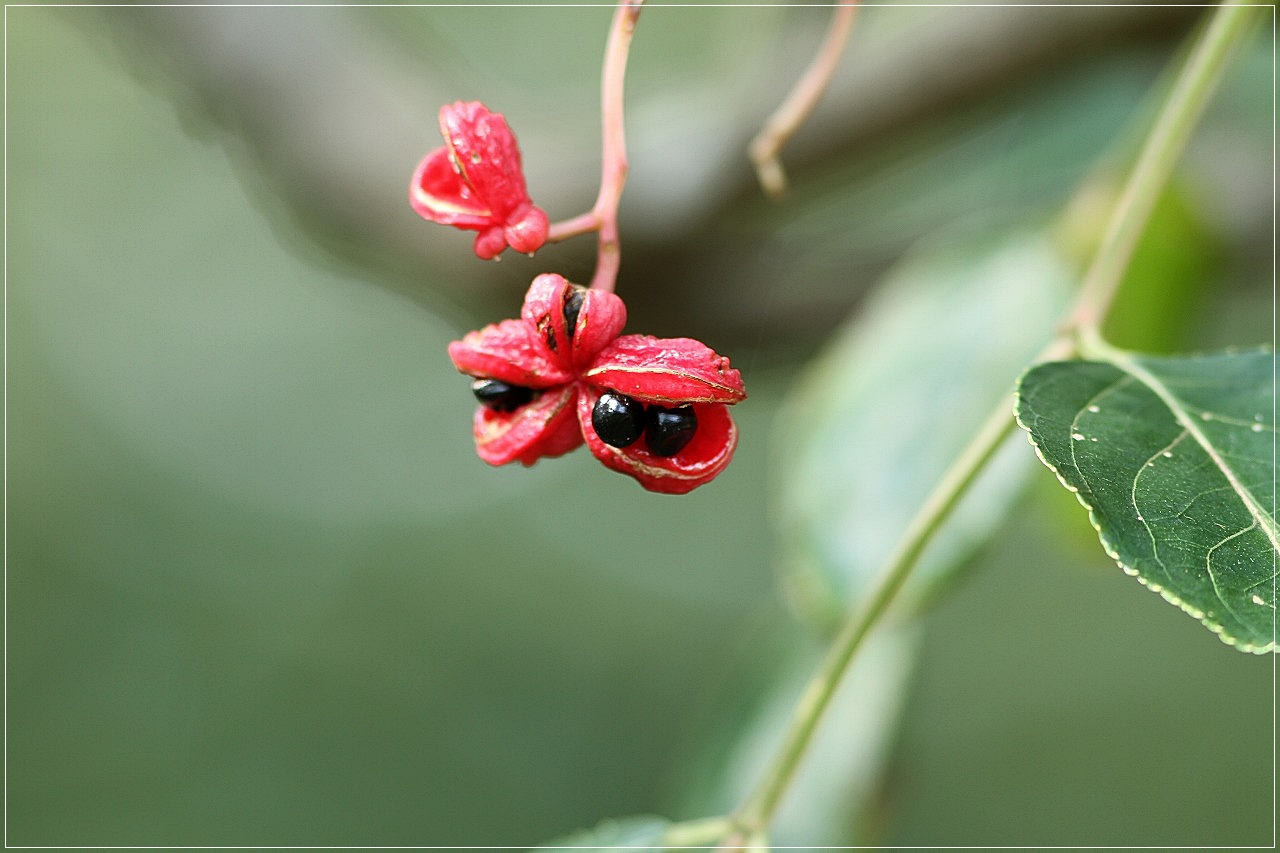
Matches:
[585,335,747,405]
[447,318,571,389]
[410,101,549,260]
[448,276,746,492]
[578,388,739,495]
[472,385,582,467]
[520,274,626,369]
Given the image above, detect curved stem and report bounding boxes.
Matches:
[732,328,1080,836]
[546,211,600,243]
[734,392,1019,834]
[591,0,643,293]
[749,0,858,199]
[543,0,643,295]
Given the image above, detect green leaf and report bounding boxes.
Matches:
[1015,348,1277,653]
[535,815,670,851]
[776,231,1075,627]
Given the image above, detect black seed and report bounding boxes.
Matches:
[563,288,586,340]
[646,404,697,457]
[471,378,533,413]
[592,392,646,448]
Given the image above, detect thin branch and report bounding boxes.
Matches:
[546,211,600,243]
[587,0,643,293]
[732,391,1020,834]
[544,1,643,287]
[749,0,858,199]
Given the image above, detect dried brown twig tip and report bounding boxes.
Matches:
[749,0,858,199]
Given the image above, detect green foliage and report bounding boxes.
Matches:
[1016,349,1277,653]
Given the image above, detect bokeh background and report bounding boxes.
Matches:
[5,3,1274,847]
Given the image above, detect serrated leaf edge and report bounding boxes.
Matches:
[1013,367,1278,655]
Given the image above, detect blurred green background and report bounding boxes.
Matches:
[5,4,1273,847]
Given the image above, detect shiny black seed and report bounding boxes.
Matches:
[645,404,697,457]
[592,392,646,448]
[471,378,533,413]
[562,288,585,339]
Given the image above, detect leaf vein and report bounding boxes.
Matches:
[1118,354,1280,558]
[1131,430,1188,585]
[1204,520,1258,628]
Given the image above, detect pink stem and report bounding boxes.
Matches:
[589,0,643,292]
[749,0,858,198]
[543,0,642,291]
[546,211,600,243]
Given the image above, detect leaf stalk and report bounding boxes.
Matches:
[1068,0,1257,344]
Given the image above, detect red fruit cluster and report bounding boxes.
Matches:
[449,275,746,494]
[412,101,747,492]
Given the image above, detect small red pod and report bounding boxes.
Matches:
[448,276,746,492]
[410,102,549,259]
